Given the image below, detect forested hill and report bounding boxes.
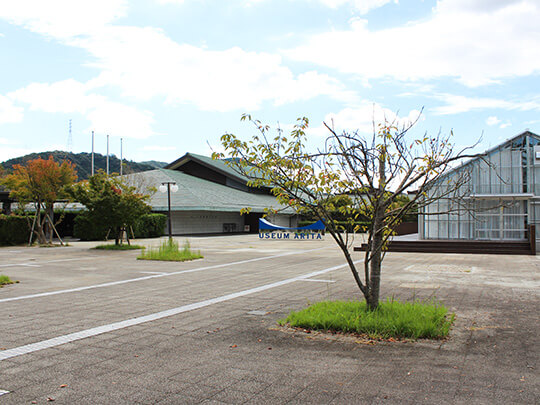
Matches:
[0,151,168,180]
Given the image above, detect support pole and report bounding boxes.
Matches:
[106,134,110,176]
[120,138,123,176]
[91,130,95,176]
[167,183,172,240]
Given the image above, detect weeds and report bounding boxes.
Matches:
[279,298,454,339]
[137,239,203,262]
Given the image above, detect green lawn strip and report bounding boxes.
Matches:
[137,240,203,262]
[93,244,144,250]
[0,275,19,287]
[279,298,454,340]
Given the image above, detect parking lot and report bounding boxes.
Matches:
[0,235,538,404]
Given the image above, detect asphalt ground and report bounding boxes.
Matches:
[0,235,538,404]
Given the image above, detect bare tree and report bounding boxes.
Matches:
[215,113,480,310]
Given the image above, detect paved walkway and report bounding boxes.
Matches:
[0,235,538,404]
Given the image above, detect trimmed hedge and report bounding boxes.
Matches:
[73,212,166,241]
[0,214,31,246]
[133,213,167,238]
[73,212,108,241]
[299,220,370,233]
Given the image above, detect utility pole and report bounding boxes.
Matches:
[106,134,110,176]
[120,138,123,176]
[91,130,95,176]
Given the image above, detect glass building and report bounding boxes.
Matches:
[419,131,540,242]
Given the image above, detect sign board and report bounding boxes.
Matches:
[258,218,325,240]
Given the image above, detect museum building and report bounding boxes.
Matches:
[126,153,298,235]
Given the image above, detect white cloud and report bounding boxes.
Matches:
[154,0,185,4]
[309,102,422,137]
[0,146,36,162]
[9,79,99,114]
[318,0,396,14]
[0,0,127,39]
[9,79,155,139]
[499,121,512,129]
[86,101,155,140]
[73,26,356,111]
[486,116,501,126]
[286,0,540,87]
[0,3,356,113]
[0,96,24,124]
[431,94,540,115]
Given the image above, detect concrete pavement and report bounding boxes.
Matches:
[0,235,538,404]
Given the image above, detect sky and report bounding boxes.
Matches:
[0,0,539,164]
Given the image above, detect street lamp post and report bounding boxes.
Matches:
[159,182,178,239]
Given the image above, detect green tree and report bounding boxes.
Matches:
[215,114,478,310]
[1,156,77,245]
[69,172,150,245]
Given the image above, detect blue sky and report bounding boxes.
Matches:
[0,0,539,164]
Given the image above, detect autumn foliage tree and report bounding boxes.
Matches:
[0,156,77,245]
[69,172,150,245]
[215,114,478,310]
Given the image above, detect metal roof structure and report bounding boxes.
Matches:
[165,152,250,184]
[127,168,294,214]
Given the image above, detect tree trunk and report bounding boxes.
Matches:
[46,205,54,243]
[367,205,384,310]
[34,204,48,245]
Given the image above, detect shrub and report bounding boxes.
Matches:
[73,212,108,241]
[133,213,167,238]
[0,214,32,246]
[298,220,370,233]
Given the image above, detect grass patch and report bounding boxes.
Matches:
[279,298,454,340]
[0,275,19,287]
[94,244,144,250]
[137,239,203,262]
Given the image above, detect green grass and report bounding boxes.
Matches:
[0,275,19,287]
[137,240,203,262]
[93,244,144,250]
[279,298,455,339]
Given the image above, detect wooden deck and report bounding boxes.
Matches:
[354,239,535,255]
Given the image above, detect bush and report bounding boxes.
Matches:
[73,212,108,241]
[0,214,31,246]
[298,220,370,233]
[133,213,167,238]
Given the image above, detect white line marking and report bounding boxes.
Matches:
[0,259,361,361]
[0,389,9,396]
[0,257,94,268]
[139,271,169,275]
[299,279,336,283]
[0,247,328,303]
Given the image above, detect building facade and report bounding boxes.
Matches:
[419,131,540,242]
[125,153,297,235]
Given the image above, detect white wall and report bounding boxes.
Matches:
[168,211,243,235]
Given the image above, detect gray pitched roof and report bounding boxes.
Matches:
[126,169,294,214]
[165,153,250,184]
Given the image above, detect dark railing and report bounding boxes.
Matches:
[528,224,536,255]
